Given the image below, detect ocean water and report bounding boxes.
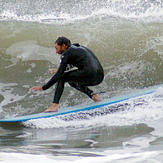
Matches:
[0,0,163,162]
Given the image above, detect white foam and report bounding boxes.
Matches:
[1,0,163,23]
[0,83,25,110]
[0,150,162,163]
[70,151,162,163]
[106,61,147,79]
[0,152,59,163]
[24,87,163,129]
[144,36,163,60]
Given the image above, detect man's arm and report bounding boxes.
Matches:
[30,62,65,91]
[30,69,57,91]
[41,59,67,90]
[30,50,70,91]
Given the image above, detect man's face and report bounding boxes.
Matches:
[55,43,67,54]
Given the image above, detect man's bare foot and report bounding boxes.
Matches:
[44,103,58,113]
[92,94,102,102]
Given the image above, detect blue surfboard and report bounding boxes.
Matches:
[0,84,162,123]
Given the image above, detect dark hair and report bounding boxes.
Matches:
[55,37,71,47]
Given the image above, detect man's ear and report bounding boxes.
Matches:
[62,44,67,51]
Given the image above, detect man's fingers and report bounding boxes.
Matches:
[30,86,43,91]
[49,69,57,74]
[30,87,37,91]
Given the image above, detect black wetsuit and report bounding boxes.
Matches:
[42,44,104,103]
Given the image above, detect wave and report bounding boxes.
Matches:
[0,151,162,163]
[1,0,163,23]
[1,0,163,123]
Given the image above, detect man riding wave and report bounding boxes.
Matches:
[31,37,104,112]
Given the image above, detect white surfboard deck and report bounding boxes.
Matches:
[0,84,162,123]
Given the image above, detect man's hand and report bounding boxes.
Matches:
[30,86,43,91]
[49,69,57,74]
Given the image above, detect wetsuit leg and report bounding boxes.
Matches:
[53,79,94,103]
[68,82,93,98]
[52,70,102,104]
[53,78,65,103]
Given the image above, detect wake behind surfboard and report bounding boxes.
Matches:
[0,84,162,123]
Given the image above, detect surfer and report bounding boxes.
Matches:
[31,37,104,112]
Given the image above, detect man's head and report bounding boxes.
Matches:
[55,37,71,54]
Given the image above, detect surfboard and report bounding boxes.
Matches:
[0,84,162,123]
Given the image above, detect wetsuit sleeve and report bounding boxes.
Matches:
[42,54,68,90]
